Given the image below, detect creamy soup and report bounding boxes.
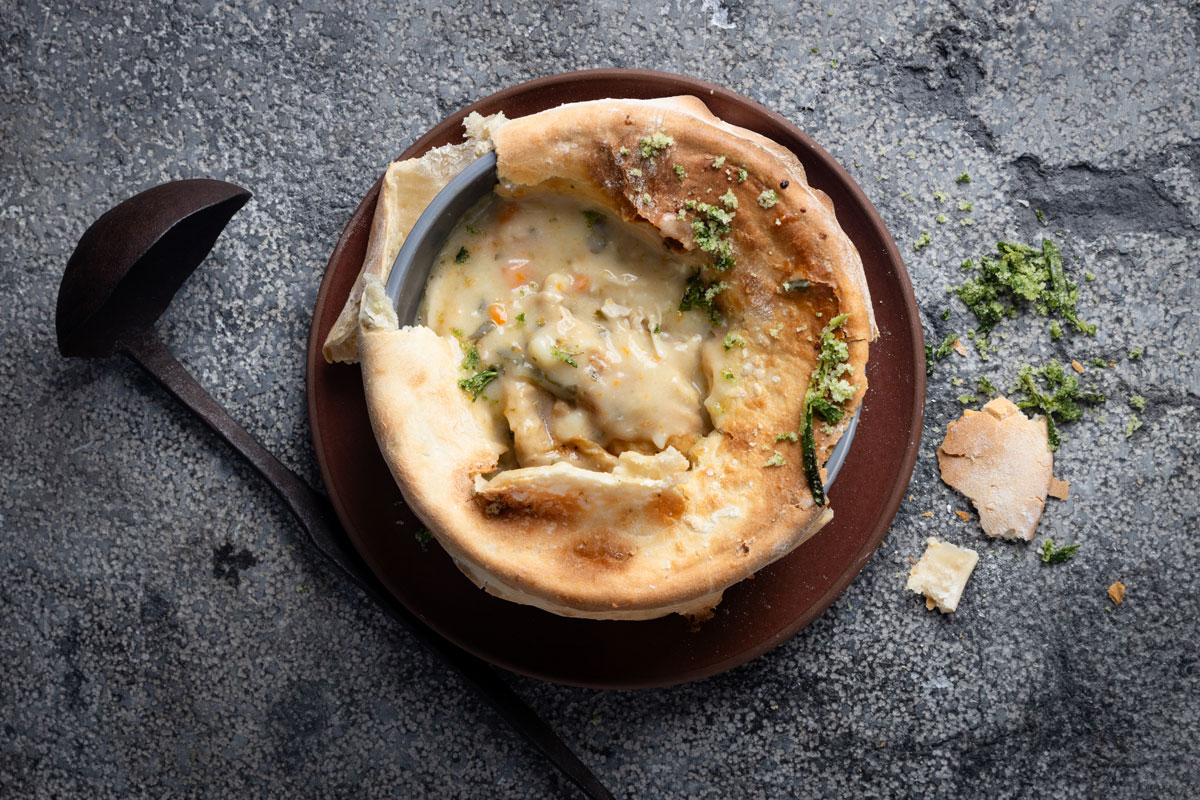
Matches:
[419,191,725,471]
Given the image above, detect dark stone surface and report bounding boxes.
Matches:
[2,1,1197,797]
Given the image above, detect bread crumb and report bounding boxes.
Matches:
[1048,477,1070,500]
[952,338,969,357]
[937,396,1053,540]
[955,510,970,521]
[907,537,979,613]
[1071,360,1085,374]
[921,511,934,517]
[1107,581,1126,605]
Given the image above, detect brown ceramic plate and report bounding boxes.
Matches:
[306,69,924,689]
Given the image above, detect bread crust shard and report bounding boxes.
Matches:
[354,97,875,620]
[937,396,1053,541]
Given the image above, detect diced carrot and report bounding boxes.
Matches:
[497,202,518,224]
[571,273,589,291]
[502,259,529,287]
[488,303,508,325]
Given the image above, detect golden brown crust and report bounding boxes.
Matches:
[359,97,874,619]
[937,396,1054,541]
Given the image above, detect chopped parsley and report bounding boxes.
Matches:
[957,200,973,212]
[924,332,959,375]
[457,367,499,401]
[1091,357,1109,369]
[913,231,932,250]
[413,528,435,552]
[1084,271,1096,281]
[1125,414,1143,437]
[639,131,674,158]
[737,168,748,183]
[652,323,661,334]
[941,308,952,320]
[801,314,854,505]
[956,172,971,183]
[1039,539,1080,564]
[1035,208,1047,226]
[618,146,630,156]
[757,189,778,209]
[683,200,736,272]
[1012,360,1106,450]
[1128,347,1143,360]
[721,366,737,382]
[977,375,998,395]
[550,344,580,368]
[763,452,786,467]
[454,246,470,263]
[674,164,687,180]
[957,394,979,404]
[933,190,949,203]
[775,431,798,443]
[956,239,1095,340]
[515,312,526,324]
[719,189,739,210]
[712,155,726,169]
[1050,320,1063,340]
[1129,395,1146,411]
[936,213,948,224]
[465,224,481,235]
[461,345,480,371]
[723,332,746,350]
[679,273,728,325]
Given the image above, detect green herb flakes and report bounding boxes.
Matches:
[977,376,998,395]
[457,367,499,401]
[1035,208,1046,226]
[515,312,526,324]
[1084,271,1096,281]
[680,273,728,325]
[413,528,434,552]
[1040,539,1080,564]
[737,168,748,183]
[764,451,786,467]
[1129,395,1146,412]
[712,155,726,169]
[800,314,854,505]
[550,344,580,368]
[924,332,959,375]
[957,394,979,404]
[936,213,948,224]
[674,164,687,180]
[1129,348,1143,360]
[776,431,798,443]
[956,172,971,183]
[1050,320,1063,340]
[723,332,746,350]
[913,231,932,251]
[1125,414,1143,437]
[639,131,674,159]
[957,201,973,212]
[757,189,778,209]
[721,366,737,382]
[1013,360,1106,450]
[719,189,739,210]
[461,345,480,371]
[933,190,949,203]
[582,210,604,228]
[684,200,737,272]
[454,246,470,263]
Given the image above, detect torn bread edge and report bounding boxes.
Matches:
[322,111,508,364]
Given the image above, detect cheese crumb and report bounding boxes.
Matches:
[907,537,979,613]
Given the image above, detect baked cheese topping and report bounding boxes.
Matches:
[420,190,734,471]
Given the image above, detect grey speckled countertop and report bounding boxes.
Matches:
[3,2,1198,798]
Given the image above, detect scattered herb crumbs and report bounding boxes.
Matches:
[757,189,778,208]
[721,366,737,382]
[515,312,525,324]
[674,164,687,180]
[764,451,786,467]
[956,239,1095,339]
[957,201,973,212]
[454,246,470,263]
[776,431,798,442]
[550,344,580,368]
[449,327,464,339]
[413,528,434,552]
[811,46,819,53]
[957,394,979,404]
[723,332,746,350]
[960,217,976,226]
[956,172,971,183]
[679,273,728,325]
[1125,415,1143,437]
[924,332,959,375]
[457,367,499,401]
[1129,395,1146,411]
[830,59,838,67]
[977,375,998,395]
[1013,360,1106,450]
[933,190,948,203]
[1128,348,1143,360]
[737,168,747,182]
[1035,209,1046,226]
[719,189,739,210]
[629,168,643,178]
[639,131,674,158]
[640,193,653,206]
[941,308,951,320]
[1040,539,1080,564]
[1090,357,1108,368]
[801,314,854,505]
[712,155,726,169]
[936,213,948,224]
[913,231,932,250]
[1050,320,1063,340]
[652,323,661,334]
[1084,271,1096,281]
[465,224,480,235]
[461,345,480,371]
[618,146,630,156]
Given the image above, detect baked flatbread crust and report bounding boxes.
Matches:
[355,97,876,619]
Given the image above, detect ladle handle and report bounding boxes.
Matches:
[118,327,616,800]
